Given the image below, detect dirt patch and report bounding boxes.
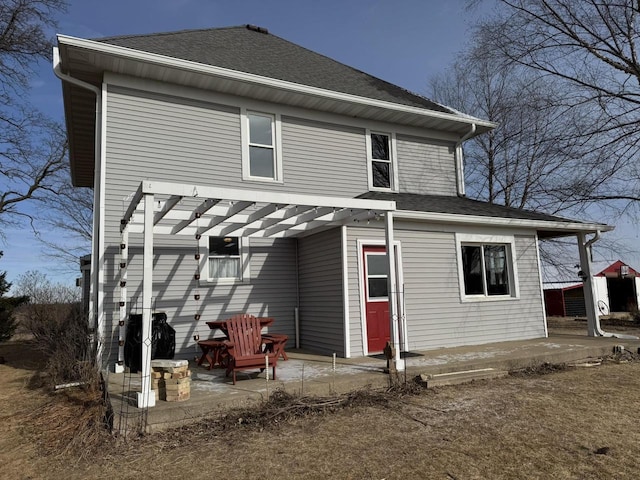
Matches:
[547,315,640,337]
[4,339,640,479]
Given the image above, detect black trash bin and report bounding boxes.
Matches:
[124,312,176,373]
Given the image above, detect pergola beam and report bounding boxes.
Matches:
[153,195,183,225]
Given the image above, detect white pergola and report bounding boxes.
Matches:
[118,180,399,408]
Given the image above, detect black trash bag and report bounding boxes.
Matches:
[124,313,143,373]
[152,312,175,360]
[124,312,175,373]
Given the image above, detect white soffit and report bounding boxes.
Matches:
[122,181,396,238]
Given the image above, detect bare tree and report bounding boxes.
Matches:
[0,0,69,232]
[38,181,93,271]
[429,30,627,279]
[479,0,640,207]
[429,44,612,218]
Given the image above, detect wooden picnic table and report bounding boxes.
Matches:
[198,316,288,370]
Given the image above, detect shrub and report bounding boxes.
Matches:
[22,302,97,386]
[0,298,22,342]
[0,252,28,342]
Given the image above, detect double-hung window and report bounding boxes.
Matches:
[208,236,241,281]
[456,234,519,300]
[242,110,282,182]
[366,130,397,191]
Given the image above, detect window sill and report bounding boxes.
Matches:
[460,295,520,303]
[242,175,284,184]
[368,186,397,193]
[206,278,250,285]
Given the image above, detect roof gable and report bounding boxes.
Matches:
[595,260,640,277]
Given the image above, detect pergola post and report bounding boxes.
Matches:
[577,232,603,337]
[385,212,404,372]
[137,192,156,408]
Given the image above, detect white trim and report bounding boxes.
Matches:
[364,251,389,302]
[395,210,612,234]
[341,226,350,358]
[534,234,549,338]
[366,130,398,192]
[356,239,368,356]
[59,35,495,131]
[96,82,107,365]
[455,233,520,302]
[241,109,283,183]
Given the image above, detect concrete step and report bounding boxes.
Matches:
[420,368,508,388]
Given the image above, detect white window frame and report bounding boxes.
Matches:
[202,236,250,284]
[364,251,389,303]
[241,109,283,183]
[366,129,398,192]
[455,233,520,302]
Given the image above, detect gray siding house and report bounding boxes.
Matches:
[55,25,611,407]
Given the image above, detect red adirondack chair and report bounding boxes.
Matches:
[223,314,278,384]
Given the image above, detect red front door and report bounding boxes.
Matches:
[363,246,390,353]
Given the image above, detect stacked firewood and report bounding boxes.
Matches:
[150,359,191,402]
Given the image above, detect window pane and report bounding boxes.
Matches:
[367,254,388,276]
[249,114,273,146]
[484,245,510,295]
[368,278,388,299]
[462,245,484,295]
[209,257,240,279]
[209,236,239,255]
[372,161,390,188]
[249,146,275,178]
[371,134,390,160]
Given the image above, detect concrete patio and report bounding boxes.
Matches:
[106,332,640,433]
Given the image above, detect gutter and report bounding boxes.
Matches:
[393,209,613,234]
[582,231,637,339]
[53,46,107,364]
[56,35,497,132]
[455,123,476,196]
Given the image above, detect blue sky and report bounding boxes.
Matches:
[2,0,638,286]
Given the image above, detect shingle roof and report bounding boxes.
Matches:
[358,192,582,224]
[95,25,452,113]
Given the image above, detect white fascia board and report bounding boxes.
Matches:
[393,209,613,233]
[57,35,496,131]
[139,180,396,212]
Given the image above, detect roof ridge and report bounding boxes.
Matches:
[93,25,246,42]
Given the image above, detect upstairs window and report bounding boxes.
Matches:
[208,236,241,280]
[367,131,397,191]
[242,110,282,182]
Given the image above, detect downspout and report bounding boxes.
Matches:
[455,123,476,197]
[580,230,637,340]
[53,47,106,362]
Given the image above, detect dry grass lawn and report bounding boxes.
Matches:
[2,337,640,479]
